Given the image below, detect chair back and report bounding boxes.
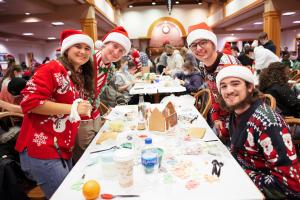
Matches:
[99,102,111,117]
[262,94,276,111]
[284,117,300,145]
[193,89,212,119]
[0,112,24,135]
[290,70,300,80]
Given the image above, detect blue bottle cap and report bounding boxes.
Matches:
[145,137,152,144]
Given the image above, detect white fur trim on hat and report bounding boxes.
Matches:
[103,32,131,54]
[187,29,217,47]
[61,34,94,55]
[216,65,255,92]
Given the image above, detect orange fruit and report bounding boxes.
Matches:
[82,180,101,200]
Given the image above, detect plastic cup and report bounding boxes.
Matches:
[100,151,117,177]
[156,148,164,168]
[113,149,134,187]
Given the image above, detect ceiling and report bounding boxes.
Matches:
[0,0,115,43]
[0,0,299,43]
[111,0,227,9]
[213,0,300,34]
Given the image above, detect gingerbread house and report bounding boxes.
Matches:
[149,102,177,132]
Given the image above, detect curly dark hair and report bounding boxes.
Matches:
[58,55,94,97]
[259,62,289,92]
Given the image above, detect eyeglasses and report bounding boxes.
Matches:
[189,39,209,51]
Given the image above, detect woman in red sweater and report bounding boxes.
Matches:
[15,30,93,199]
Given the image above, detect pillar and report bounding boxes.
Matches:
[80,5,97,42]
[263,0,281,56]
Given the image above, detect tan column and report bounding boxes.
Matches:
[80,5,97,42]
[263,0,281,56]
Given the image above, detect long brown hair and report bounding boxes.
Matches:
[58,55,94,96]
[259,62,289,92]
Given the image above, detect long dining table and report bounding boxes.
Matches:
[51,103,264,200]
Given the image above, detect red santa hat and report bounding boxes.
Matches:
[187,22,217,48]
[60,30,94,55]
[216,65,255,92]
[95,26,131,54]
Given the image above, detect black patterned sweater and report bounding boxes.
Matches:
[229,100,300,199]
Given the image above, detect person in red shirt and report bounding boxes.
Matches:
[73,26,131,161]
[15,29,93,199]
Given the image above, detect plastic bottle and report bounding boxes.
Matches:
[141,137,158,174]
[137,95,146,130]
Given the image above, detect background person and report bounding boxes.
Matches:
[175,61,204,93]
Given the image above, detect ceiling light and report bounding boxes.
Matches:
[198,0,202,5]
[253,22,263,25]
[293,21,300,24]
[236,28,244,31]
[25,12,30,15]
[175,1,179,4]
[0,0,6,3]
[23,17,41,23]
[152,2,156,5]
[129,5,133,8]
[231,34,234,36]
[282,12,296,16]
[47,37,56,40]
[22,33,34,36]
[51,22,64,26]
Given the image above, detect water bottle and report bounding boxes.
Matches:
[141,137,158,174]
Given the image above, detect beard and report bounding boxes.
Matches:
[225,90,253,112]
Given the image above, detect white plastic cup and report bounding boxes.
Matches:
[113,149,134,187]
[100,151,117,177]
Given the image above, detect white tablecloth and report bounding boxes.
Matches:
[51,105,264,200]
[129,81,186,95]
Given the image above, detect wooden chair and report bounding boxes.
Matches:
[284,117,300,155]
[0,111,23,121]
[284,117,300,145]
[0,112,45,200]
[289,70,300,80]
[262,94,276,111]
[99,102,111,117]
[193,89,212,119]
[26,186,45,200]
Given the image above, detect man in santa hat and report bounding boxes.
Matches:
[216,65,300,199]
[187,22,239,139]
[74,26,131,161]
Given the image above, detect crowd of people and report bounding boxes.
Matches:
[0,21,300,199]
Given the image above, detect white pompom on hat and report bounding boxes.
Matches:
[95,40,104,49]
[187,22,217,48]
[216,65,255,92]
[60,29,94,55]
[95,26,131,54]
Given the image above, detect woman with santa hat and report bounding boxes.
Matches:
[73,26,131,161]
[15,29,94,198]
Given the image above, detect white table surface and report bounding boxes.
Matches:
[129,81,186,95]
[51,104,264,200]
